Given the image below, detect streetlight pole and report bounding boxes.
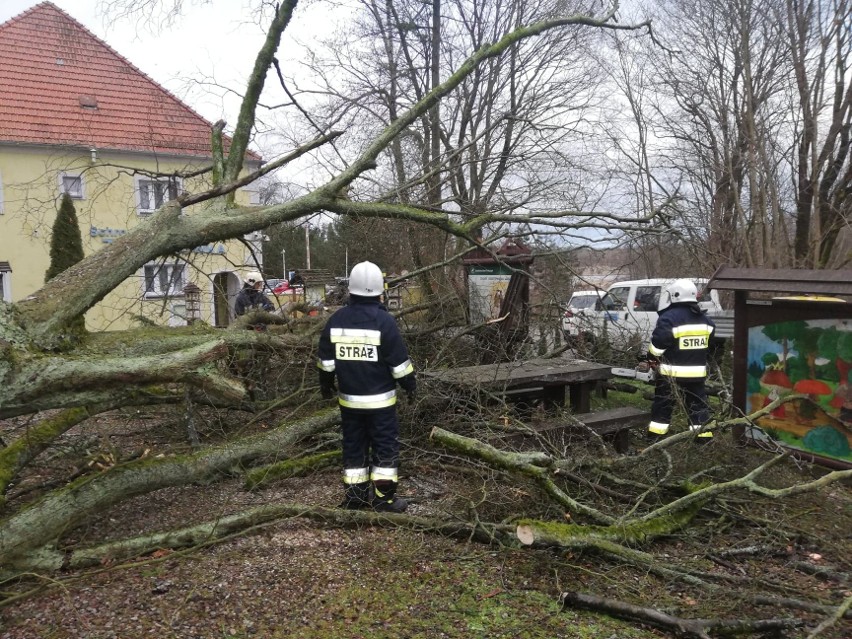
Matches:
[305,224,311,270]
[281,249,286,280]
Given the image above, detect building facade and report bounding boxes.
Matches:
[0,2,263,329]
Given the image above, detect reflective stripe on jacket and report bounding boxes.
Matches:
[649,303,715,379]
[317,297,415,410]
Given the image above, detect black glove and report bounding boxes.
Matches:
[399,376,416,403]
[319,370,336,399]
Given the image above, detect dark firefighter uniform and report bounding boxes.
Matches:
[234,286,274,316]
[647,302,716,438]
[317,296,416,510]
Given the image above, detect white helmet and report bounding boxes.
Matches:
[348,261,384,296]
[245,271,263,286]
[665,279,698,306]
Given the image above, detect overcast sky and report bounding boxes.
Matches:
[0,0,343,151]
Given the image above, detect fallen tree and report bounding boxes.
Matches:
[1,3,850,637]
[0,0,662,571]
[0,408,340,572]
[3,401,849,634]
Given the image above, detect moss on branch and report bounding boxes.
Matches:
[0,407,92,508]
[0,408,340,565]
[224,0,297,187]
[245,450,342,490]
[430,427,615,525]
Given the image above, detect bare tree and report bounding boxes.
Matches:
[634,0,851,268]
[0,0,660,566]
[2,11,850,636]
[784,0,852,267]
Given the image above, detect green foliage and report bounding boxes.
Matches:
[45,193,85,282]
[802,426,851,457]
[787,357,809,382]
[793,327,822,361]
[838,331,852,362]
[761,352,779,367]
[816,361,839,383]
[747,373,761,394]
[262,221,340,280]
[817,327,839,361]
[747,361,764,379]
[262,215,440,280]
[763,320,807,345]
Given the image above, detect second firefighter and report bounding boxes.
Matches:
[647,279,717,441]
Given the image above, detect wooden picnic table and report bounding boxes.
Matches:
[422,357,612,413]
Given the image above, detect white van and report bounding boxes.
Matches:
[567,278,723,352]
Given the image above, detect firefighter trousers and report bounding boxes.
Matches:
[651,375,709,429]
[340,406,400,471]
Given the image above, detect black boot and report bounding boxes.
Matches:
[372,480,408,513]
[339,481,372,509]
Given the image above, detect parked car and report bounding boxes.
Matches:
[272,279,306,296]
[561,290,605,345]
[264,278,284,292]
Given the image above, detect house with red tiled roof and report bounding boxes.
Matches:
[0,2,263,328]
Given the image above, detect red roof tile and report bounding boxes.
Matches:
[0,2,259,161]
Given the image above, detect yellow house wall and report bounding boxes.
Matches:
[0,144,260,330]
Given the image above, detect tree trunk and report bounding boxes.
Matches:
[0,409,339,566]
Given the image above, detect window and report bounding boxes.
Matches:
[168,302,187,327]
[0,169,4,213]
[143,262,185,298]
[245,184,262,205]
[602,287,629,311]
[634,286,662,312]
[136,177,180,214]
[59,172,84,199]
[568,293,600,311]
[0,262,11,302]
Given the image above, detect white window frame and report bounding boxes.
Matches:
[142,261,186,299]
[0,274,9,302]
[168,301,188,326]
[245,184,262,205]
[59,172,85,199]
[135,176,181,215]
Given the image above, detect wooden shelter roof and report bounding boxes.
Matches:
[707,267,852,297]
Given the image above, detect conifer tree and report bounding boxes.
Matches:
[45,192,86,335]
[45,193,85,282]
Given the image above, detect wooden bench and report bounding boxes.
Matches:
[516,406,649,454]
[570,406,650,453]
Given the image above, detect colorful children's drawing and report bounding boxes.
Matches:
[745,319,852,463]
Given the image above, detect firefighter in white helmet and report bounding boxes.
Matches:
[647,279,717,441]
[316,261,416,512]
[235,271,274,316]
